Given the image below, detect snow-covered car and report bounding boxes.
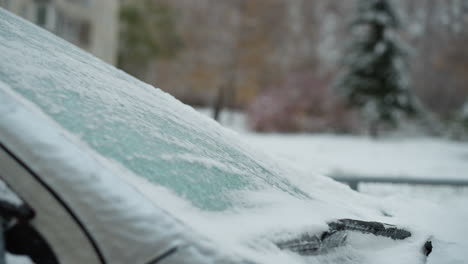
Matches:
[0,9,432,264]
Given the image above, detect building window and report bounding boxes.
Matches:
[56,10,92,48]
[36,4,48,26]
[34,2,56,31]
[79,22,91,46]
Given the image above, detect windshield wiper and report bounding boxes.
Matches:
[275,218,418,256]
[328,218,411,240]
[276,229,347,256]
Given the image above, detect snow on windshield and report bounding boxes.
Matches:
[0,10,431,264]
[0,9,309,211]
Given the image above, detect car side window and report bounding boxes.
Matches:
[0,180,59,264]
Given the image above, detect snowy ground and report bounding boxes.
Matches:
[242,134,468,180]
[198,108,468,263]
[239,133,468,264]
[198,108,468,179]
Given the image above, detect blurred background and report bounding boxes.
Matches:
[2,0,467,138]
[1,0,467,189]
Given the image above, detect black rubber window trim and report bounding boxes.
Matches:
[145,246,178,264]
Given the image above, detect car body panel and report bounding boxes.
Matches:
[0,144,103,264]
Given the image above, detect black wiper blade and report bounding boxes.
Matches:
[275,218,412,256]
[328,218,411,240]
[276,230,347,256]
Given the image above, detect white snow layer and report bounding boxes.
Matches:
[0,180,23,206]
[240,134,468,180]
[0,9,465,264]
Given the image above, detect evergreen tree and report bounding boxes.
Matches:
[335,0,416,137]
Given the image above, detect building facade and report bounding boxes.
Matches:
[0,0,118,65]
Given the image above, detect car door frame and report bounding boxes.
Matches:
[0,142,105,264]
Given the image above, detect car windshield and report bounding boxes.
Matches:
[0,9,308,212]
[2,10,436,264]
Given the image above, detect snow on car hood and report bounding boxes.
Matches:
[0,9,430,264]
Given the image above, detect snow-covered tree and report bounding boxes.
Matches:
[335,0,417,137]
